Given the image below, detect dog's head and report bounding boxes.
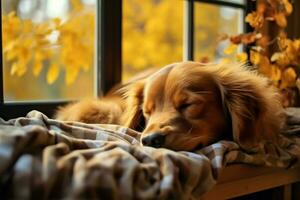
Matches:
[122,62,284,151]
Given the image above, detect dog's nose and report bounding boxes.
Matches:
[142,133,166,148]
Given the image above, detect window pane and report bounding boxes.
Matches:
[194,3,244,62]
[2,0,97,102]
[122,0,183,81]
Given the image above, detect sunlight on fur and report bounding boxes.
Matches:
[56,62,284,151]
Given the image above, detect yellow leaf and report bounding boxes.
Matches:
[66,67,79,85]
[10,62,18,76]
[33,60,43,77]
[47,63,59,84]
[16,64,27,77]
[271,65,281,82]
[236,52,248,62]
[6,49,18,61]
[13,60,27,77]
[250,50,261,65]
[223,44,237,55]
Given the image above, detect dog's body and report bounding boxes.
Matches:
[56,62,284,151]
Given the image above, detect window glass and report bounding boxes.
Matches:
[194,2,244,62]
[122,0,183,81]
[2,0,96,102]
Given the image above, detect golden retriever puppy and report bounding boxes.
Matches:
[56,62,284,151]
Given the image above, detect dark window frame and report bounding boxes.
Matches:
[0,0,254,120]
[185,0,255,60]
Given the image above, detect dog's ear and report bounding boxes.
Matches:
[121,80,145,130]
[213,64,284,150]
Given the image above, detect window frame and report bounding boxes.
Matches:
[0,0,122,119]
[184,0,255,61]
[0,0,254,120]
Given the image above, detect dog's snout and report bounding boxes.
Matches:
[142,133,166,148]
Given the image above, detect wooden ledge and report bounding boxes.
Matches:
[202,164,300,199]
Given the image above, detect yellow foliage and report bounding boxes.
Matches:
[281,67,297,88]
[2,0,95,85]
[245,12,264,29]
[47,63,59,85]
[227,0,299,106]
[123,0,183,79]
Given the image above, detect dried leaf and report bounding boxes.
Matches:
[245,12,264,28]
[284,0,293,15]
[230,34,242,44]
[271,65,281,82]
[275,13,287,28]
[230,32,258,45]
[281,67,297,88]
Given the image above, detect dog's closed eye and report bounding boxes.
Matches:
[177,103,192,111]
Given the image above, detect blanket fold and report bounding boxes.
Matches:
[1,109,300,199]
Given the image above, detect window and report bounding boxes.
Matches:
[194,2,244,62]
[1,0,252,119]
[2,0,96,102]
[122,0,183,80]
[0,0,121,119]
[122,0,253,81]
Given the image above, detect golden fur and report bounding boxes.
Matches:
[55,61,284,151]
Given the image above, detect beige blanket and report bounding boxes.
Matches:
[0,109,300,199]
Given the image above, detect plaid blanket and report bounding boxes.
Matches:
[0,109,300,200]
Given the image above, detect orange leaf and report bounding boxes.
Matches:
[281,67,297,88]
[270,65,281,82]
[275,13,287,28]
[245,12,264,28]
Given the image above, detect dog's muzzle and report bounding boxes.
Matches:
[142,132,166,148]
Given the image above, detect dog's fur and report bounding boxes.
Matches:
[56,62,284,151]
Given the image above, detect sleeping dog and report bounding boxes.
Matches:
[56,62,284,151]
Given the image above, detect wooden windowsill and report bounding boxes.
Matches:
[202,164,300,199]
